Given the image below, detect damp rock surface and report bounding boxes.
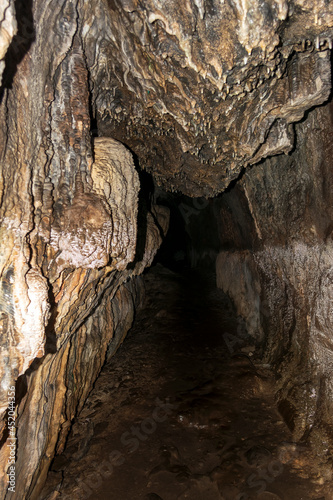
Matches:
[215,101,333,467]
[41,265,331,500]
[0,1,333,498]
[89,0,333,196]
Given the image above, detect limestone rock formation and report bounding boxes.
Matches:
[0,0,332,498]
[216,103,333,475]
[0,0,16,84]
[88,0,333,195]
[0,0,168,491]
[90,137,140,270]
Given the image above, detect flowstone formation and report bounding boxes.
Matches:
[0,0,332,498]
[0,2,168,497]
[87,0,333,195]
[0,0,16,85]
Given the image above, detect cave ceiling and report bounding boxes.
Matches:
[79,0,333,197]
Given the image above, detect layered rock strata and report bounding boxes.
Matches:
[0,0,333,498]
[216,102,333,477]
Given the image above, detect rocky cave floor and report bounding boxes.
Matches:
[41,264,331,500]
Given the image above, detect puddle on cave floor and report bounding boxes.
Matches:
[42,264,330,500]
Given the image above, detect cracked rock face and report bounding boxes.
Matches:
[50,137,140,272]
[0,1,169,497]
[0,0,332,498]
[86,0,333,195]
[215,102,333,473]
[90,137,140,270]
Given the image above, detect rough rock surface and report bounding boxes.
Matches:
[0,0,16,84]
[0,1,168,497]
[216,101,333,474]
[89,0,333,195]
[0,0,332,498]
[40,265,332,500]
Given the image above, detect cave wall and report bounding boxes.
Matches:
[0,1,168,498]
[13,276,145,500]
[216,101,333,475]
[0,0,16,85]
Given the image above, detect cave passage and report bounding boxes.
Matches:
[2,2,333,498]
[41,263,330,500]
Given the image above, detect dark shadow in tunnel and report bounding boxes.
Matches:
[126,151,161,270]
[152,192,220,272]
[0,0,35,104]
[152,193,191,273]
[44,280,59,355]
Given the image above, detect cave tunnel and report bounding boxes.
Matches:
[1,0,333,499]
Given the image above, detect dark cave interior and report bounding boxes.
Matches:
[40,187,333,500]
[39,145,333,499]
[1,1,333,499]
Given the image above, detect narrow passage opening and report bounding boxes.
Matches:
[41,191,329,500]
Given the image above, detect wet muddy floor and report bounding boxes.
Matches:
[42,264,331,500]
